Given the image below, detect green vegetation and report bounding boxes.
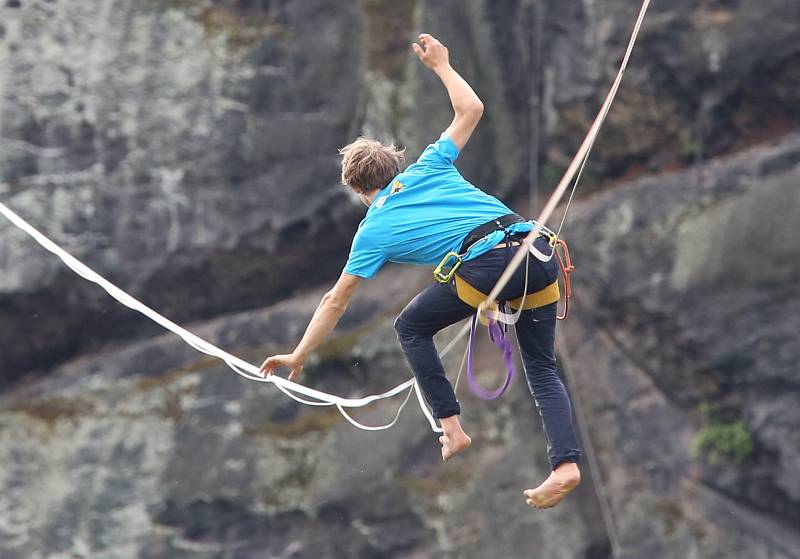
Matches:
[681,140,704,158]
[692,403,753,465]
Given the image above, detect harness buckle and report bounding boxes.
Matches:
[433,252,463,284]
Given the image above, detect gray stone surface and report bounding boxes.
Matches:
[0,0,364,378]
[1,0,799,557]
[560,135,800,558]
[3,0,800,379]
[2,135,798,558]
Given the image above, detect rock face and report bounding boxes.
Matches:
[0,0,365,379]
[1,0,800,557]
[1,134,798,559]
[561,134,800,558]
[3,0,800,380]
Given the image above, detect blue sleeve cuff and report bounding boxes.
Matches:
[437,133,460,162]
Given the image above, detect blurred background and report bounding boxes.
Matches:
[1,0,799,557]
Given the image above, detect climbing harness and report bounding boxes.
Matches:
[433,213,531,284]
[440,212,575,399]
[0,0,650,435]
[429,0,653,404]
[454,273,560,312]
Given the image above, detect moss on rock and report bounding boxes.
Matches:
[692,403,754,465]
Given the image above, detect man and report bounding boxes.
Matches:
[261,34,581,509]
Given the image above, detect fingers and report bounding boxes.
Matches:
[414,33,440,53]
[259,356,275,376]
[418,33,436,45]
[259,354,288,377]
[411,42,423,58]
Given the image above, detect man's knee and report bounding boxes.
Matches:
[393,313,412,340]
[394,310,428,344]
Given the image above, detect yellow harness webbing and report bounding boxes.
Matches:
[454,275,560,311]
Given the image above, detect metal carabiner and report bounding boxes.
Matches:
[433,251,463,283]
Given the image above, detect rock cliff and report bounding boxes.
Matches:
[2,133,798,559]
[3,0,799,380]
[1,0,799,557]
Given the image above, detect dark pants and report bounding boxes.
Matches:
[393,237,581,468]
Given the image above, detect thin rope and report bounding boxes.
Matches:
[554,149,591,241]
[485,0,651,307]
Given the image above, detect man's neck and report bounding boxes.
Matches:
[360,190,379,207]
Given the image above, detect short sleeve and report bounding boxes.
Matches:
[414,133,460,167]
[343,227,386,279]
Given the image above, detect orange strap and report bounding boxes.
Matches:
[554,239,574,320]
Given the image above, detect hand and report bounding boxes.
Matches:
[412,33,449,71]
[259,353,304,381]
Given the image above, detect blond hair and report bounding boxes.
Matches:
[339,137,405,193]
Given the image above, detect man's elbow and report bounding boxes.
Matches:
[322,290,349,313]
[457,100,484,119]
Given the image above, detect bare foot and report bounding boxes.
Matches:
[439,432,472,462]
[524,462,581,509]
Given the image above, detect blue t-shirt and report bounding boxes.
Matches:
[343,134,533,279]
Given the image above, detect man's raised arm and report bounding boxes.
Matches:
[259,272,362,381]
[412,33,484,152]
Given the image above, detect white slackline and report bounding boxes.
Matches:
[0,200,467,432]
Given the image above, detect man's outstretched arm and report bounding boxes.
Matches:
[259,272,362,381]
[413,33,484,151]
